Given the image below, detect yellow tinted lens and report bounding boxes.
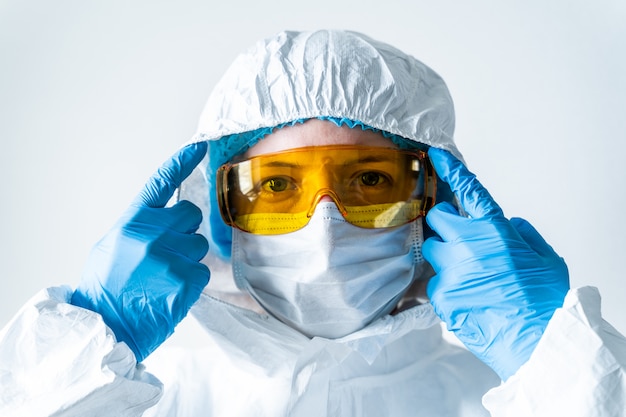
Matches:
[217,146,434,234]
[233,211,311,235]
[344,201,424,228]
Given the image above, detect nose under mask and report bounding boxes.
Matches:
[232,202,427,339]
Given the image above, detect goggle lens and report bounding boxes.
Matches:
[217,146,436,235]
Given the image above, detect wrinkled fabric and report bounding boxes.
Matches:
[0,286,162,417]
[194,31,457,151]
[483,287,626,415]
[2,286,625,416]
[144,291,499,417]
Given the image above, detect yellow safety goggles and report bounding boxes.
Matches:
[216,145,436,235]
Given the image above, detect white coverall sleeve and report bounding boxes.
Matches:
[483,286,626,416]
[0,286,163,417]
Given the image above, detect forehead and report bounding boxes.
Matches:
[243,119,395,158]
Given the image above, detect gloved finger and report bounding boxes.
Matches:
[509,217,561,260]
[134,142,208,208]
[145,253,209,297]
[421,235,448,274]
[180,261,211,295]
[424,201,465,242]
[164,200,204,234]
[163,232,209,262]
[428,147,503,219]
[127,200,204,233]
[167,255,210,288]
[170,261,211,323]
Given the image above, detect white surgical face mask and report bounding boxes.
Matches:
[232,202,425,339]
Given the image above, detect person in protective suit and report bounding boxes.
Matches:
[1,30,625,417]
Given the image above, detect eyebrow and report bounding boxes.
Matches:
[258,156,396,168]
[342,155,395,166]
[261,161,301,168]
[253,152,399,171]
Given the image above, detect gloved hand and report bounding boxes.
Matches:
[71,142,210,362]
[422,148,569,381]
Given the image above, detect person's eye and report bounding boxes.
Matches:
[359,172,388,187]
[261,177,292,192]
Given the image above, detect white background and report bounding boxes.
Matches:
[1,0,625,335]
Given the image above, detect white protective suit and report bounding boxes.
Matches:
[2,30,626,417]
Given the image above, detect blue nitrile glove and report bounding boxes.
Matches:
[71,142,210,362]
[422,148,569,381]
